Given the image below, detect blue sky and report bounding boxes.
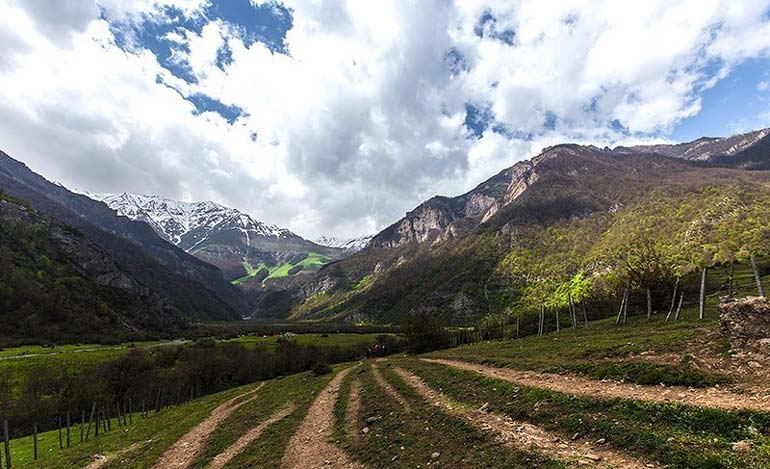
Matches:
[1,0,770,238]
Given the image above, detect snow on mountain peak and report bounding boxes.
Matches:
[84,192,291,248]
[315,234,373,252]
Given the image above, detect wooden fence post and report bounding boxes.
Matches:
[3,419,11,469]
[751,255,765,297]
[666,278,679,321]
[86,402,96,440]
[699,267,707,320]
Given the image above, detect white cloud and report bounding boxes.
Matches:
[759,80,770,91]
[1,0,770,239]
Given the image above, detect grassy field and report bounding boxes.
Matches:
[232,252,333,285]
[333,364,564,468]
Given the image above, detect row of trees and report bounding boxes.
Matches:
[0,335,402,438]
[494,184,770,328]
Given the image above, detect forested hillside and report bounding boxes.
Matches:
[288,136,770,324]
[0,194,187,344]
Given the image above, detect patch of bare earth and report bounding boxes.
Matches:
[424,358,770,412]
[84,441,148,469]
[282,367,365,469]
[394,367,659,469]
[370,364,410,412]
[151,382,265,469]
[207,403,296,469]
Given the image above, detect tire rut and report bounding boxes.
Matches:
[151,382,265,469]
[424,358,770,412]
[207,403,296,469]
[394,367,660,469]
[281,367,365,469]
[370,364,410,412]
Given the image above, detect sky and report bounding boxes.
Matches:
[1,1,770,240]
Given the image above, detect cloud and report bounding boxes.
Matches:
[1,0,770,239]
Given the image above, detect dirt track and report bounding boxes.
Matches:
[423,358,770,412]
[151,383,265,469]
[282,367,365,469]
[395,366,660,469]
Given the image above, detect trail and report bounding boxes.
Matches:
[206,403,296,469]
[395,367,660,469]
[282,367,365,469]
[151,382,265,469]
[371,364,410,411]
[423,358,770,412]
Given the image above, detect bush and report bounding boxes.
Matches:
[311,362,332,376]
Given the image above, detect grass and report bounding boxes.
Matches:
[428,313,732,387]
[232,252,333,285]
[189,367,337,468]
[399,358,770,469]
[224,332,383,350]
[333,364,564,468]
[5,381,259,468]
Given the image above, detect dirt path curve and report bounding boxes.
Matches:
[207,403,296,469]
[282,367,366,469]
[424,358,770,412]
[395,367,660,469]
[151,382,265,469]
[371,364,410,411]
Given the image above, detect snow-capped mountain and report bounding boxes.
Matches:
[88,192,290,250]
[81,192,343,282]
[315,235,374,252]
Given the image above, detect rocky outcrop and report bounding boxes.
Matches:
[719,297,770,352]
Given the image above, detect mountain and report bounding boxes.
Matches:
[315,235,374,252]
[287,128,770,323]
[82,192,344,283]
[0,194,188,343]
[0,151,247,321]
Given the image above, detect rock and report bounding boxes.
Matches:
[572,432,581,441]
[595,438,606,444]
[391,455,399,462]
[584,453,602,461]
[365,416,378,424]
[719,297,770,352]
[362,427,369,434]
[431,452,441,460]
[731,440,753,453]
[478,402,490,412]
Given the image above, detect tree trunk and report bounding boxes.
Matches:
[728,261,734,297]
[568,294,577,328]
[751,255,765,297]
[555,308,560,333]
[666,277,679,321]
[646,287,652,321]
[516,314,520,339]
[582,303,588,327]
[616,288,627,325]
[699,267,707,320]
[675,291,684,320]
[623,288,629,324]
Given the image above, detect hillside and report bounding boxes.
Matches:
[288,128,770,323]
[0,151,247,321]
[0,195,187,343]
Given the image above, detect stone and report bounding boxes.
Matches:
[431,452,441,460]
[719,297,770,352]
[584,453,602,461]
